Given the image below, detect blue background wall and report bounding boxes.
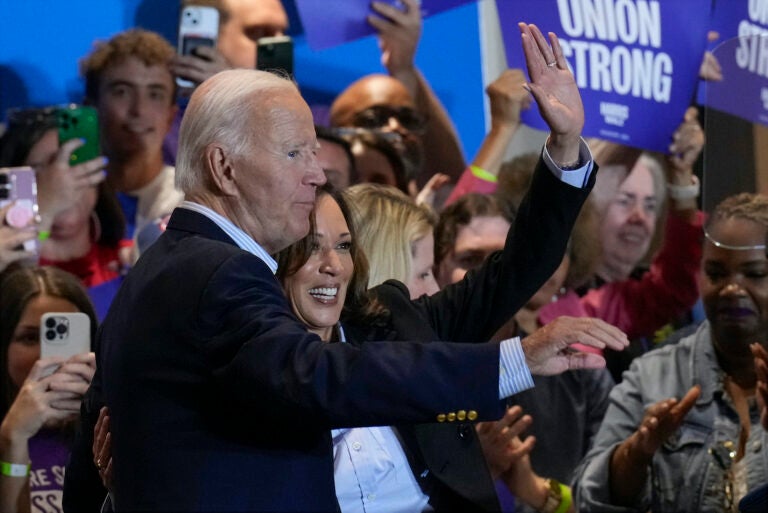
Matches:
[0,0,487,161]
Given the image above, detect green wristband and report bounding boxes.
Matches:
[1,460,30,477]
[554,483,572,513]
[469,165,498,183]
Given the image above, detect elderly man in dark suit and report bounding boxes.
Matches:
[63,23,627,511]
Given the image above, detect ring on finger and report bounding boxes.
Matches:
[547,61,557,67]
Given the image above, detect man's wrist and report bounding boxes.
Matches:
[546,134,581,168]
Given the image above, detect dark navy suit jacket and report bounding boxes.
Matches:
[65,206,506,511]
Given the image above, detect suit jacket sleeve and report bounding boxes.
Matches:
[411,155,596,343]
[198,252,506,429]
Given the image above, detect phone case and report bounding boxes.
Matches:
[56,105,100,165]
[40,312,91,360]
[0,166,39,253]
[177,5,220,88]
[257,35,293,76]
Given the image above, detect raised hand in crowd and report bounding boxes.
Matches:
[33,137,107,231]
[609,385,701,505]
[476,405,534,479]
[170,45,231,92]
[0,204,36,273]
[518,22,583,166]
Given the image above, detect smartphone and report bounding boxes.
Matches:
[0,166,39,253]
[40,312,91,360]
[56,105,100,165]
[177,5,220,88]
[256,35,293,77]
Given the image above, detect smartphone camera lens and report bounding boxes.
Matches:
[56,322,68,335]
[45,317,56,328]
[45,329,57,341]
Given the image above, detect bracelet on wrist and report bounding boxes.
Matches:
[666,174,700,201]
[1,460,30,477]
[469,165,498,183]
[538,478,572,513]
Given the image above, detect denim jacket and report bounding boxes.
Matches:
[573,322,768,512]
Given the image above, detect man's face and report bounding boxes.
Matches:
[218,0,288,69]
[231,88,326,253]
[331,76,424,174]
[317,139,352,190]
[95,56,177,162]
[436,215,510,287]
[701,217,768,359]
[598,162,657,280]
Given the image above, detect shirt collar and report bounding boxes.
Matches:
[177,200,278,274]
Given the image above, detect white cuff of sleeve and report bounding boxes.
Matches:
[542,137,595,188]
[499,336,534,399]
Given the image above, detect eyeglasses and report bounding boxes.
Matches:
[351,105,427,133]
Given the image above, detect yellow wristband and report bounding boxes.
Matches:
[469,165,498,183]
[0,460,30,477]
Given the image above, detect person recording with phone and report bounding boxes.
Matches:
[0,265,98,513]
[163,0,289,165]
[0,107,127,298]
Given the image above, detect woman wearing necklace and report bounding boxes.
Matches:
[574,192,768,512]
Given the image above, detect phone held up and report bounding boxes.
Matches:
[56,104,101,165]
[257,35,293,77]
[40,312,91,360]
[177,5,220,88]
[0,166,39,253]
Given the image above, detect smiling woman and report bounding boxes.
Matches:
[573,193,768,512]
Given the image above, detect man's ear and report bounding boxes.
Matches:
[204,144,239,197]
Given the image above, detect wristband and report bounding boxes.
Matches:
[38,230,51,242]
[469,165,498,183]
[1,460,30,477]
[539,478,572,513]
[667,174,700,201]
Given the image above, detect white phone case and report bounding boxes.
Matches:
[176,5,220,88]
[40,312,91,360]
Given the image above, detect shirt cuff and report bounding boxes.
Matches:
[542,137,595,188]
[498,336,534,399]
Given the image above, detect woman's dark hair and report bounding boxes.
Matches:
[275,184,383,323]
[0,264,97,420]
[0,106,125,247]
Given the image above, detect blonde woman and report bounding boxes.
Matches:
[344,183,439,299]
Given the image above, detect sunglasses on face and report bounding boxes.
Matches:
[351,105,427,133]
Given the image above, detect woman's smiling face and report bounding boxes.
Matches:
[283,194,354,341]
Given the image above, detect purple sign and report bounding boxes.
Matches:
[295,0,475,50]
[497,0,710,152]
[705,36,768,127]
[702,1,768,126]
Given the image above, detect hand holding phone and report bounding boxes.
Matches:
[176,5,220,88]
[56,105,101,166]
[0,166,39,256]
[40,312,91,360]
[256,35,293,77]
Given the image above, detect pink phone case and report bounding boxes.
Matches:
[0,167,39,253]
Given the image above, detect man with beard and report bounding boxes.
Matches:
[80,29,183,239]
[329,0,465,187]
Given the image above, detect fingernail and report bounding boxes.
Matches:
[102,156,109,164]
[80,138,87,143]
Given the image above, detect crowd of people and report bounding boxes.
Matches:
[1,1,768,512]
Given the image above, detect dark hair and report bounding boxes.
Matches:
[316,125,357,184]
[434,193,515,267]
[274,184,382,322]
[0,106,126,247]
[346,130,414,193]
[0,265,97,419]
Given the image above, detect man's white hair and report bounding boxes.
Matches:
[175,69,297,194]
